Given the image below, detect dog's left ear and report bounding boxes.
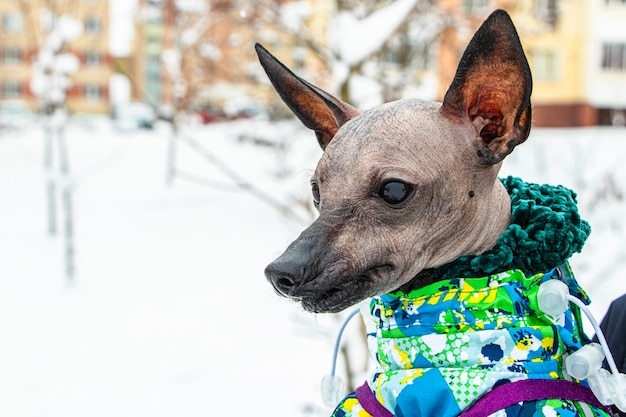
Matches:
[255,43,361,150]
[441,9,532,165]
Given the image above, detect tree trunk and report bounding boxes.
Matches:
[57,125,75,283]
[44,121,57,236]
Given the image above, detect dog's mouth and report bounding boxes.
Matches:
[300,265,394,313]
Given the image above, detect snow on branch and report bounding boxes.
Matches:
[329,0,419,66]
[30,11,83,118]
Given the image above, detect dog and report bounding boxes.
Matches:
[256,10,613,417]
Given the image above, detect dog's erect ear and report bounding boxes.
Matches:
[441,10,532,165]
[255,43,360,150]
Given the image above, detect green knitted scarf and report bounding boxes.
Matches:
[426,176,591,281]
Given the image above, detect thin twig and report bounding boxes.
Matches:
[180,133,310,226]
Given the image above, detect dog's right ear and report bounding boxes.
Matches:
[255,43,360,150]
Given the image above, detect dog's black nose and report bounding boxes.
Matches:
[265,260,306,298]
[265,224,329,299]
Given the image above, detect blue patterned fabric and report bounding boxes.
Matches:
[331,264,610,417]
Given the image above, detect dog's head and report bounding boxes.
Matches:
[258,10,532,313]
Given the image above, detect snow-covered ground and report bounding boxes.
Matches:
[0,119,625,417]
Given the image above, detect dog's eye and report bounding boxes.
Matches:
[311,180,321,206]
[378,181,412,205]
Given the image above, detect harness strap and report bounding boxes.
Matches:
[355,382,393,417]
[354,379,612,417]
[459,379,612,417]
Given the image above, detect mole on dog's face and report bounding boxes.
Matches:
[258,10,533,313]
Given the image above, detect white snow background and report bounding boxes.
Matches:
[1,118,626,417]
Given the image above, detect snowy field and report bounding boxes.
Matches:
[1,118,625,417]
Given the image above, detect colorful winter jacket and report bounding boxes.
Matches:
[331,263,611,417]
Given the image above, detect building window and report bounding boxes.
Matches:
[2,82,21,98]
[146,82,162,104]
[85,84,101,100]
[535,0,558,26]
[463,0,490,15]
[2,12,23,33]
[3,48,20,65]
[602,43,626,71]
[144,7,163,24]
[85,17,101,34]
[531,50,559,80]
[146,56,161,76]
[85,51,101,66]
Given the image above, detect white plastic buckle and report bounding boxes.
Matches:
[321,374,345,407]
[565,343,604,380]
[537,279,569,317]
[588,368,626,412]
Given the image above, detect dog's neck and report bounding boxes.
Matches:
[398,176,591,293]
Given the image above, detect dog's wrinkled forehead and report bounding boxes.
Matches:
[334,99,440,140]
[317,99,467,176]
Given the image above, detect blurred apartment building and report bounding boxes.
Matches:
[127,0,625,127]
[8,0,616,125]
[128,0,249,110]
[127,0,315,114]
[0,0,112,114]
[441,0,626,126]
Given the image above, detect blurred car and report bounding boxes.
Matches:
[0,100,34,130]
[113,102,156,130]
[195,105,267,124]
[233,106,268,120]
[196,107,228,124]
[223,97,268,121]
